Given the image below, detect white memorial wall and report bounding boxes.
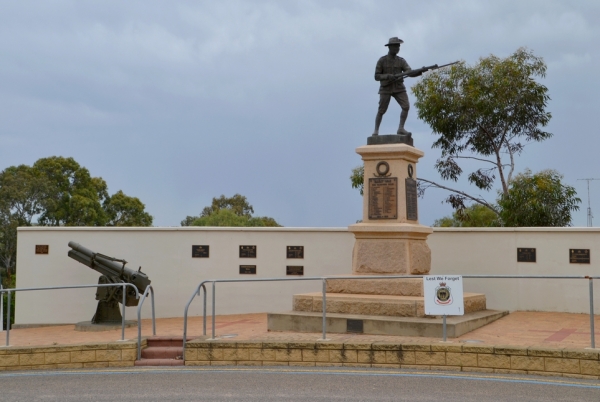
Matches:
[14,226,600,325]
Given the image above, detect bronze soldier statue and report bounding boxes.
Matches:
[373,37,421,137]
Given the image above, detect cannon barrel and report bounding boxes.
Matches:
[67,241,150,293]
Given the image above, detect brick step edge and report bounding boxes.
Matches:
[141,346,184,359]
[134,358,184,367]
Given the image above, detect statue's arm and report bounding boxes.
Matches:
[374,59,390,81]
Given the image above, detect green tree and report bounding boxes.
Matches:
[183,194,280,227]
[433,204,499,227]
[104,190,153,226]
[0,157,154,275]
[411,48,552,215]
[33,156,109,226]
[350,166,365,196]
[498,169,580,227]
[0,165,49,273]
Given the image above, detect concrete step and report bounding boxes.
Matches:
[326,276,423,296]
[134,358,184,367]
[141,346,183,359]
[135,336,193,366]
[268,309,509,338]
[293,292,486,318]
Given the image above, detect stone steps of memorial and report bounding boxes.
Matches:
[268,309,508,338]
[326,276,424,296]
[293,292,487,318]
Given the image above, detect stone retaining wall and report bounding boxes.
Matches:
[184,339,600,379]
[0,340,142,371]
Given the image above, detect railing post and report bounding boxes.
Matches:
[6,291,11,346]
[442,315,447,342]
[211,282,216,339]
[322,278,327,340]
[150,286,156,336]
[121,284,126,341]
[202,285,207,336]
[0,285,3,333]
[589,278,595,349]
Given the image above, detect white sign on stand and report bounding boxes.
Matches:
[423,275,464,316]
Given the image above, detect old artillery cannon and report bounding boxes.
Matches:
[68,241,151,324]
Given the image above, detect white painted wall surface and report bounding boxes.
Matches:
[15,227,354,325]
[14,227,600,325]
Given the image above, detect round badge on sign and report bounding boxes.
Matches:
[434,282,453,305]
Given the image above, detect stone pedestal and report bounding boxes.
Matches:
[267,137,505,338]
[348,143,432,275]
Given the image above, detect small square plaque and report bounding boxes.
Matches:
[239,245,257,258]
[35,245,49,254]
[239,265,256,274]
[286,266,304,276]
[286,246,304,259]
[570,249,590,264]
[347,319,364,333]
[192,245,209,258]
[517,248,536,263]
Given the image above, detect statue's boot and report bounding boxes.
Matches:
[397,127,412,136]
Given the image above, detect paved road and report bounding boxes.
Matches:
[0,367,599,401]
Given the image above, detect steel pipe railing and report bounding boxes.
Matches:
[136,285,156,360]
[0,283,140,347]
[182,275,599,360]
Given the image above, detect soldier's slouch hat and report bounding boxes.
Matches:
[385,37,404,46]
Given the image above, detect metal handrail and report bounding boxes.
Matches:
[0,283,140,347]
[136,285,157,360]
[182,275,599,359]
[0,284,3,333]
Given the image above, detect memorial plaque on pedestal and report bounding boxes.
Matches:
[239,245,257,258]
[287,246,304,259]
[239,265,257,274]
[368,177,398,219]
[286,266,304,276]
[192,245,209,258]
[405,178,418,221]
[570,249,590,264]
[517,248,536,263]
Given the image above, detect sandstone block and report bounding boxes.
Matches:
[184,349,197,361]
[446,353,477,367]
[510,356,544,371]
[385,350,415,364]
[329,350,358,363]
[275,349,302,362]
[357,351,386,364]
[248,349,276,361]
[415,351,445,365]
[477,354,510,369]
[580,360,600,376]
[302,349,329,362]
[19,353,45,366]
[223,349,249,361]
[45,352,71,365]
[198,348,223,361]
[95,350,122,362]
[544,358,580,374]
[70,350,97,363]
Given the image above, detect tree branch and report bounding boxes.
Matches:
[418,178,500,215]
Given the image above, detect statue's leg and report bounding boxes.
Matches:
[373,94,391,135]
[394,92,411,135]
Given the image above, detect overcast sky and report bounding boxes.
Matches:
[1,0,599,227]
